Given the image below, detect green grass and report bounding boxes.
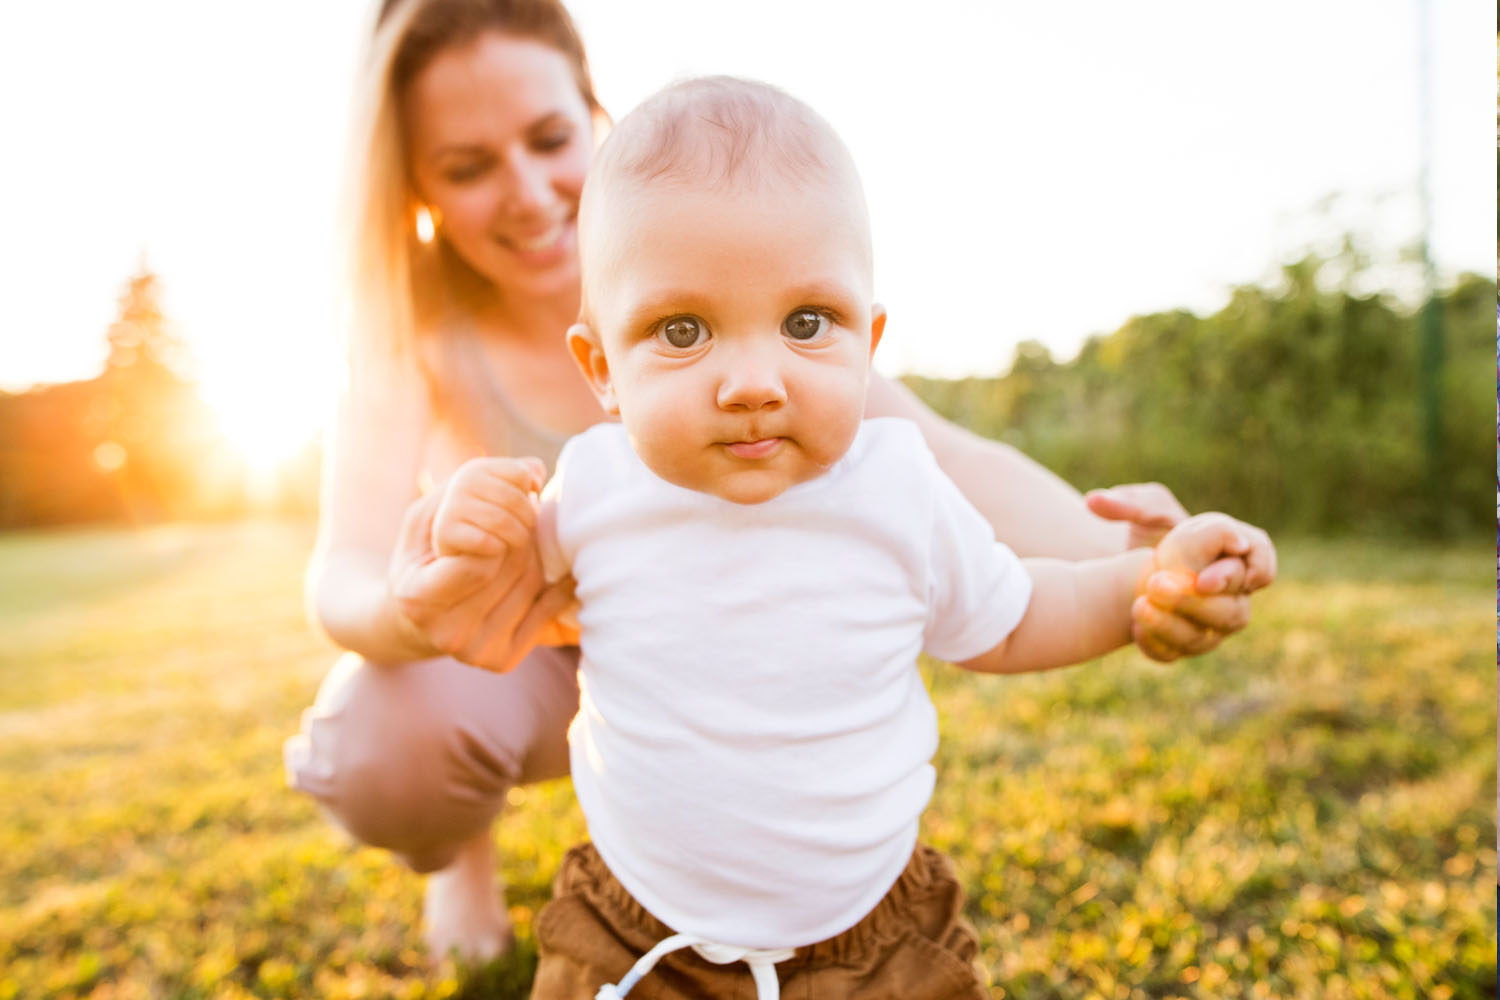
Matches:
[0,522,1492,999]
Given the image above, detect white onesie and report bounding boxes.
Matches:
[540,417,1032,950]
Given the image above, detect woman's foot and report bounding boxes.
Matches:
[423,831,514,966]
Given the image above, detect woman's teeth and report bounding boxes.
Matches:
[504,223,567,253]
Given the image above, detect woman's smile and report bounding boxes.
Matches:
[494,214,575,263]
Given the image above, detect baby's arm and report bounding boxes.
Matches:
[960,513,1260,675]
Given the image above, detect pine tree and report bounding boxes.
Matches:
[94,262,216,521]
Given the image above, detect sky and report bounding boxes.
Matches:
[0,0,1492,463]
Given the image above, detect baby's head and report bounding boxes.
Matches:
[566,76,885,505]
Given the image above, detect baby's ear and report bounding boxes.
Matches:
[868,304,887,359]
[566,323,618,415]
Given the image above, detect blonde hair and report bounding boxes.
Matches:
[341,0,599,372]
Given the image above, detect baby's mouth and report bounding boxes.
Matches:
[725,438,783,460]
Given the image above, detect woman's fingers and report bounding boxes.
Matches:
[388,458,557,669]
[465,575,579,673]
[1085,482,1188,548]
[406,560,528,663]
[515,576,581,651]
[397,551,499,608]
[460,559,550,670]
[396,488,443,563]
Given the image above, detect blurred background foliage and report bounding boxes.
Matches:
[0,239,1491,537]
[904,244,1493,538]
[0,269,320,529]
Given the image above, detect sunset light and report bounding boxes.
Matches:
[0,3,1490,998]
[198,360,329,479]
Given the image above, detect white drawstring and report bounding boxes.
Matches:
[595,932,795,1000]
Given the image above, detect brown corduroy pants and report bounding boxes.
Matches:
[531,841,988,999]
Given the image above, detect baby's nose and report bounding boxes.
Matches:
[715,342,787,410]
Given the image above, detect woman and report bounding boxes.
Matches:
[284,0,1270,964]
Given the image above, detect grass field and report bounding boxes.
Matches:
[0,520,1493,999]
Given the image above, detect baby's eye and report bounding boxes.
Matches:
[656,316,709,349]
[782,309,830,342]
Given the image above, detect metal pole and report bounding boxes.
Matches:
[1415,0,1445,534]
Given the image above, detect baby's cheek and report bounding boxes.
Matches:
[814,382,869,458]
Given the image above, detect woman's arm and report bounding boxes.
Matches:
[867,373,1275,660]
[865,374,1127,558]
[306,345,441,661]
[309,344,574,671]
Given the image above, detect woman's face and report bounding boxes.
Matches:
[403,32,594,303]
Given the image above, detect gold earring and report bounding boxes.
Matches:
[414,204,439,244]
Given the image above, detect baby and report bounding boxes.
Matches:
[528,76,1267,999]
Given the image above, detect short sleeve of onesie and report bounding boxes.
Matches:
[919,447,1033,663]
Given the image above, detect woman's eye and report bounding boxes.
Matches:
[657,316,708,349]
[533,128,573,153]
[782,309,830,341]
[444,161,489,184]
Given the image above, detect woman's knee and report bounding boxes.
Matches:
[285,654,513,869]
[285,650,578,868]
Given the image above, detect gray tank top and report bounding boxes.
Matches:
[439,323,571,473]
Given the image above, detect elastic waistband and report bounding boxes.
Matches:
[558,840,956,965]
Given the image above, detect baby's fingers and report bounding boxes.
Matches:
[396,489,443,562]
[1194,556,1246,596]
[1157,513,1252,575]
[432,496,535,558]
[1239,524,1278,592]
[1132,595,1228,659]
[431,457,546,558]
[1145,572,1252,633]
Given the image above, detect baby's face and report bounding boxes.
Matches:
[571,172,883,505]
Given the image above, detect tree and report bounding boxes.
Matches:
[92,264,223,521]
[0,263,235,527]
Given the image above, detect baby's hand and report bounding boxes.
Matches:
[1152,512,1252,579]
[1133,513,1277,661]
[388,455,565,673]
[430,456,548,559]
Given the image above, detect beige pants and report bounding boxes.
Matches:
[283,647,579,872]
[532,842,987,999]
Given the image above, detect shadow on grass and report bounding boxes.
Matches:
[455,937,540,1000]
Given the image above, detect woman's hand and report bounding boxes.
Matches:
[1086,484,1277,661]
[387,457,576,673]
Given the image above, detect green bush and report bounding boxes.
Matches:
[906,260,1494,537]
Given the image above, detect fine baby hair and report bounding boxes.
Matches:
[589,74,857,190]
[576,75,874,318]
